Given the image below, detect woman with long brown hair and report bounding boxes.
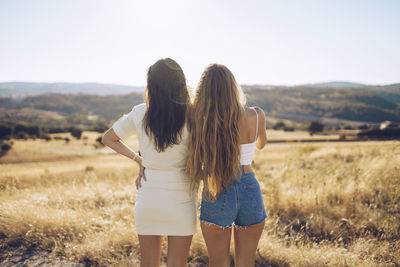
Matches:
[187,64,267,267]
[102,58,196,267]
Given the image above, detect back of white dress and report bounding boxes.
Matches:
[112,103,188,172]
[112,103,196,236]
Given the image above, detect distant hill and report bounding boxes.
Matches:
[243,83,400,124]
[0,93,144,129]
[300,81,368,88]
[0,82,399,129]
[0,82,144,96]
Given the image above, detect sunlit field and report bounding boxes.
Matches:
[0,131,399,266]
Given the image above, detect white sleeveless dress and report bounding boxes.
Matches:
[112,103,197,235]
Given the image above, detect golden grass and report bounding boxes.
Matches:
[255,141,400,266]
[0,132,399,266]
[266,130,340,141]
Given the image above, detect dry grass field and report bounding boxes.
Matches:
[0,131,399,266]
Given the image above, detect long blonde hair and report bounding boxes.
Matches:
[187,64,246,199]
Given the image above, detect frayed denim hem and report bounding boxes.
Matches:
[233,215,267,229]
[200,219,232,229]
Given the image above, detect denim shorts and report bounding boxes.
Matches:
[200,168,267,227]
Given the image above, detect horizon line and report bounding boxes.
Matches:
[1,80,399,88]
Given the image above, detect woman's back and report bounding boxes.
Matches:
[239,107,259,144]
[239,107,259,166]
[240,106,267,150]
[113,103,188,172]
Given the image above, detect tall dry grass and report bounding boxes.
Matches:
[255,141,400,266]
[0,137,399,266]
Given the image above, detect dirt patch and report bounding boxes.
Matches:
[0,247,86,267]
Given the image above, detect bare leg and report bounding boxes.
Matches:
[138,235,162,267]
[166,235,193,267]
[200,221,232,267]
[233,220,265,267]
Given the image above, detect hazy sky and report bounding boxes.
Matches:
[0,0,399,86]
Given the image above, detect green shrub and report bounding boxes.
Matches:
[14,131,29,140]
[41,134,52,141]
[273,121,286,130]
[1,143,12,151]
[70,128,82,139]
[14,123,41,138]
[283,126,295,132]
[308,121,324,134]
[0,124,12,140]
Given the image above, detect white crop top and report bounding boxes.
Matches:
[240,107,258,165]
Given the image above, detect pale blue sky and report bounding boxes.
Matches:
[0,0,399,86]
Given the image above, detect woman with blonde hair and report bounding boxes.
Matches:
[102,58,196,267]
[187,64,267,267]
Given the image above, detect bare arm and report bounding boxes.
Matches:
[255,107,267,149]
[101,128,142,165]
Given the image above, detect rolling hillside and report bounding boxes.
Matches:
[244,83,400,124]
[0,82,399,130]
[0,82,144,96]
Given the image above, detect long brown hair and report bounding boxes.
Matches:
[143,58,190,152]
[187,64,246,199]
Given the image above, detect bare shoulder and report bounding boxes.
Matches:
[253,106,265,115]
[245,106,265,118]
[243,107,255,118]
[243,107,265,126]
